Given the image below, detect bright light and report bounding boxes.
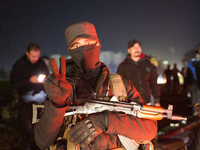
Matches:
[157,74,167,84]
[150,57,159,67]
[38,74,46,82]
[162,60,169,65]
[177,72,184,85]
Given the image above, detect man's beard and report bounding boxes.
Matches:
[134,52,141,57]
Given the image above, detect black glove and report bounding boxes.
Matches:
[68,112,108,148]
[44,74,72,106]
[44,57,72,106]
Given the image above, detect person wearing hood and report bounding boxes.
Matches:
[117,39,160,106]
[34,22,157,150]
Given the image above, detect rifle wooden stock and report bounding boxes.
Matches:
[137,110,164,120]
[142,105,170,114]
[140,105,187,121]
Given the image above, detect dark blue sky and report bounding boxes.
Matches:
[1,0,200,72]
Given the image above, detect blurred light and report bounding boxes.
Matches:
[150,57,159,67]
[174,123,180,127]
[170,123,175,127]
[177,72,184,85]
[38,74,46,82]
[162,60,169,65]
[157,74,167,84]
[187,93,191,98]
[170,123,179,127]
[181,120,187,124]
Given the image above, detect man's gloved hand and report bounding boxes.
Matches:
[68,112,108,148]
[44,57,72,106]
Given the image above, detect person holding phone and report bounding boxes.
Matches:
[10,43,49,150]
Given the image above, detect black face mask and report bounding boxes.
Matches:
[68,43,101,73]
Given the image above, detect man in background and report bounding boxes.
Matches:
[190,48,200,116]
[42,55,51,73]
[163,64,172,93]
[117,39,160,106]
[171,63,181,94]
[193,46,200,89]
[10,43,49,150]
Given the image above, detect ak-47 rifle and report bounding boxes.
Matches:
[64,96,187,121]
[64,96,187,150]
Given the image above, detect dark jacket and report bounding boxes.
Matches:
[187,60,197,85]
[192,58,200,89]
[10,55,49,102]
[117,55,160,104]
[34,59,157,150]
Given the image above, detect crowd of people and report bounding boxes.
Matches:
[163,48,200,116]
[9,21,200,150]
[163,63,181,94]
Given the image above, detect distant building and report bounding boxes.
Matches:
[50,54,71,69]
[50,51,126,73]
[100,51,126,73]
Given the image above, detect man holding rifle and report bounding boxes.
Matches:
[34,21,157,150]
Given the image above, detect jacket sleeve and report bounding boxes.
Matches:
[192,58,200,67]
[106,111,157,141]
[39,59,49,77]
[117,63,125,77]
[10,63,32,89]
[108,76,157,141]
[149,65,160,103]
[123,77,144,104]
[34,100,67,150]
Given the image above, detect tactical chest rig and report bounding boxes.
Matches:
[109,73,127,101]
[51,74,153,150]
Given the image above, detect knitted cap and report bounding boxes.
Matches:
[65,21,99,49]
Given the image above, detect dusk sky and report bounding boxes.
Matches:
[1,0,200,72]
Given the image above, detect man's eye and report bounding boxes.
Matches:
[73,45,80,49]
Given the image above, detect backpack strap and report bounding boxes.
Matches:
[109,73,127,101]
